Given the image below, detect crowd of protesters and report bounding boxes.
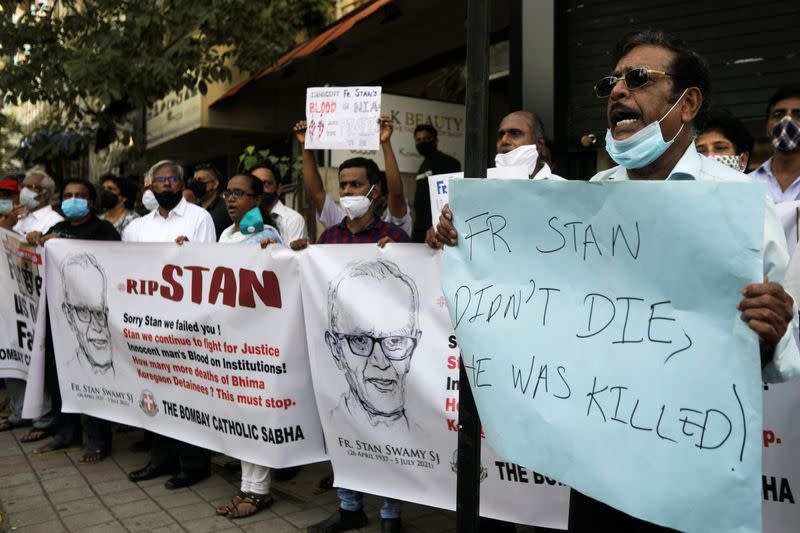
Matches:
[1,28,800,533]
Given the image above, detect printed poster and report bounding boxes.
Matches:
[46,239,327,468]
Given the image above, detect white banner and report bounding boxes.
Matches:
[45,239,327,468]
[331,93,466,173]
[298,243,570,528]
[0,227,44,380]
[763,378,800,532]
[305,86,381,151]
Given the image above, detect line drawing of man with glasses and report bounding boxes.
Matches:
[325,259,420,430]
[60,253,113,374]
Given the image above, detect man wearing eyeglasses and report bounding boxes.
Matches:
[125,159,215,489]
[568,30,800,532]
[326,259,420,429]
[121,160,216,244]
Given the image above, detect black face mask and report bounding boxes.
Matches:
[99,189,119,210]
[154,190,183,210]
[188,180,208,199]
[416,141,436,157]
[261,191,277,209]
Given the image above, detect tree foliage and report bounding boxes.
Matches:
[0,0,331,152]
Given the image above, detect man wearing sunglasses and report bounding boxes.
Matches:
[309,259,419,533]
[564,30,800,532]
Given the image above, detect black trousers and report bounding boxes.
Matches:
[568,490,680,533]
[149,434,210,476]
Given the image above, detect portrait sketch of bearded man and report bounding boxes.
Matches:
[60,253,113,374]
[325,259,421,431]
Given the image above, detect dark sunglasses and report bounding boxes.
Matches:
[594,67,673,98]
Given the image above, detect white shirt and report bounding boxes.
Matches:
[749,157,800,204]
[270,200,308,243]
[317,195,413,237]
[591,143,800,383]
[12,205,64,237]
[122,198,216,243]
[532,162,566,181]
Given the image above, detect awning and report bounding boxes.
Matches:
[213,0,393,105]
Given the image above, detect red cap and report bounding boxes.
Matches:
[0,179,20,192]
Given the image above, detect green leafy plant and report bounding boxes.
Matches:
[238,145,302,182]
[1,0,332,158]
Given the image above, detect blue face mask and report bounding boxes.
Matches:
[0,199,13,215]
[239,207,264,235]
[61,198,90,219]
[604,89,688,169]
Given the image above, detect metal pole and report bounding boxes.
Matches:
[456,0,489,531]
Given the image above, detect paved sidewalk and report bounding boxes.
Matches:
[0,425,539,533]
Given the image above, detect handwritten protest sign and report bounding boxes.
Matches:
[0,228,44,380]
[332,93,465,173]
[46,240,327,468]
[441,180,766,532]
[305,86,381,150]
[299,243,569,528]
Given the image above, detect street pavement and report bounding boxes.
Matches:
[0,423,541,532]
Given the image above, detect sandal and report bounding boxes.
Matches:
[79,449,107,464]
[216,490,246,516]
[20,429,51,443]
[227,491,273,519]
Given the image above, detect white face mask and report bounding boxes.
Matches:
[142,189,159,211]
[20,187,41,209]
[495,144,540,176]
[710,154,746,173]
[340,185,374,220]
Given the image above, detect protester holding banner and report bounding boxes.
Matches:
[296,157,406,532]
[211,172,283,518]
[573,30,800,532]
[1,167,62,439]
[98,174,140,235]
[435,30,800,531]
[250,162,308,243]
[294,117,413,238]
[124,159,215,489]
[30,179,120,462]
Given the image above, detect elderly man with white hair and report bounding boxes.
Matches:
[0,167,63,440]
[124,159,215,490]
[14,166,64,241]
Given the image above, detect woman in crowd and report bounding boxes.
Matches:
[695,109,754,172]
[98,174,140,234]
[215,172,282,518]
